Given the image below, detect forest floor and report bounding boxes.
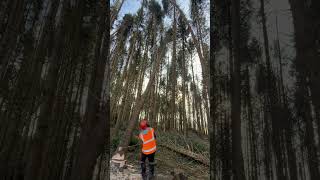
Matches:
[110,130,209,180]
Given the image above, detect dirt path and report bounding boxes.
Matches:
[110,162,174,180]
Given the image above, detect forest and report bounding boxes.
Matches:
[0,0,319,180]
[0,0,110,179]
[211,0,320,179]
[110,0,210,179]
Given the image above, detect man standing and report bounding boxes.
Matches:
[138,119,157,180]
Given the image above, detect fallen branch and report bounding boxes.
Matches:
[159,143,209,166]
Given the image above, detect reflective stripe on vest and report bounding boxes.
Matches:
[142,146,156,153]
[139,128,156,154]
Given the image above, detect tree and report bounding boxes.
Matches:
[70,1,109,179]
[231,0,246,179]
[289,0,320,179]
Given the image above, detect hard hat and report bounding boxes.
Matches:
[140,119,147,130]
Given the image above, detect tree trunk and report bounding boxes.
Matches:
[170,5,177,131]
[260,0,287,178]
[110,0,125,28]
[231,0,245,179]
[114,34,167,157]
[24,1,72,179]
[289,0,320,179]
[70,1,109,179]
[0,0,25,73]
[182,35,187,135]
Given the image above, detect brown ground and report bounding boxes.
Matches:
[111,130,209,180]
[125,143,209,179]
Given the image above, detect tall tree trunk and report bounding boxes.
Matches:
[244,66,258,180]
[289,0,320,179]
[0,0,25,73]
[70,1,109,179]
[209,0,216,175]
[231,0,245,179]
[110,0,125,28]
[114,33,167,157]
[260,0,286,178]
[182,34,187,135]
[24,1,72,179]
[170,5,177,131]
[262,95,272,180]
[275,15,298,180]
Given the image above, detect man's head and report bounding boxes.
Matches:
[139,119,148,130]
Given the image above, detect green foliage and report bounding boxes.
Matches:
[190,0,204,21]
[192,140,207,153]
[158,131,209,154]
[118,14,134,38]
[187,39,195,54]
[111,135,121,151]
[178,15,188,38]
[162,0,170,15]
[166,27,173,38]
[129,135,140,146]
[148,0,164,24]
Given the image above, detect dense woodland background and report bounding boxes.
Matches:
[0,0,110,179]
[210,0,320,179]
[109,1,210,179]
[110,0,210,158]
[0,0,320,179]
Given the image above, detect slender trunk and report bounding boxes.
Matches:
[0,0,25,72]
[110,0,125,28]
[24,1,72,179]
[182,35,187,135]
[209,0,216,174]
[289,0,320,179]
[245,66,258,180]
[262,95,272,180]
[114,34,166,156]
[170,6,177,131]
[231,0,245,179]
[260,0,286,179]
[276,15,298,180]
[70,1,109,179]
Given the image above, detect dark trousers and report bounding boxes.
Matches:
[140,152,156,178]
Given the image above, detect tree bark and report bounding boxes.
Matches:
[24,1,72,179]
[289,0,320,179]
[70,1,109,179]
[231,0,246,179]
[114,34,167,157]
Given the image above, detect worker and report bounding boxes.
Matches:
[138,118,157,180]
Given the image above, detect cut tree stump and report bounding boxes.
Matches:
[159,144,209,166]
[111,147,127,170]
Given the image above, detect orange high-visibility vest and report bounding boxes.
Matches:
[139,127,156,155]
